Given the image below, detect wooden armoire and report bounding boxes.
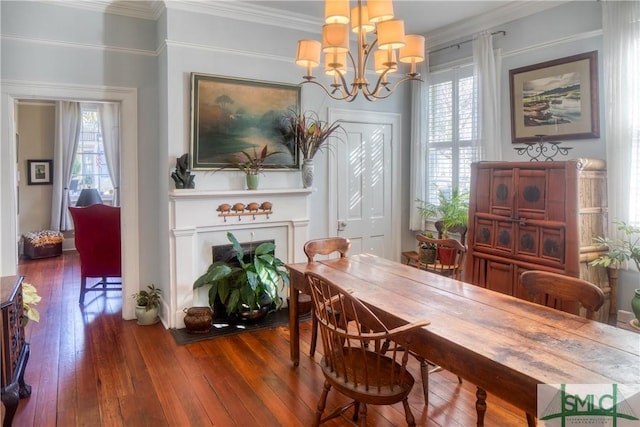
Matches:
[465,159,613,322]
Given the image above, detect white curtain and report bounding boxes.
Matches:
[473,31,502,161]
[98,103,121,206]
[602,0,640,226]
[409,59,429,231]
[51,101,81,231]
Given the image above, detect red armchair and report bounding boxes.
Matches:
[69,204,122,304]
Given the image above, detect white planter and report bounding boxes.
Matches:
[135,305,159,325]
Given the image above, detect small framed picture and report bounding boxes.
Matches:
[27,160,53,185]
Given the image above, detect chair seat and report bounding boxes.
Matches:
[321,348,415,402]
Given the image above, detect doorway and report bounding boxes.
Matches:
[1,81,139,320]
[328,109,401,260]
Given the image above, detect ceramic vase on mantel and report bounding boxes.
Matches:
[246,174,259,190]
[302,159,314,188]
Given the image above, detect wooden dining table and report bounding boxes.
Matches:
[287,254,640,426]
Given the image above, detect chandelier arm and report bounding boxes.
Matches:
[301,80,357,102]
[364,74,424,101]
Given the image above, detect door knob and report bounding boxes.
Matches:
[338,220,347,231]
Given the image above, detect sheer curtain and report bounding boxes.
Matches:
[473,31,502,161]
[409,59,429,231]
[98,103,121,206]
[602,1,640,227]
[51,101,81,231]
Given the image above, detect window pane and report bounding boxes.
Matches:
[428,81,452,144]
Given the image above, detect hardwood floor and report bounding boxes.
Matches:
[13,251,528,426]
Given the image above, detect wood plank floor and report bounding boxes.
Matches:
[13,251,528,426]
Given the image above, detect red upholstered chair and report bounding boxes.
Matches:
[69,205,122,304]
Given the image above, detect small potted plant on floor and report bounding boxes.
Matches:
[132,284,162,325]
[193,232,289,322]
[418,232,437,264]
[590,221,640,323]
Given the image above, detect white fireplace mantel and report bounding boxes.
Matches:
[168,188,313,328]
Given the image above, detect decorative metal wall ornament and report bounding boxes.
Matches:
[514,134,573,161]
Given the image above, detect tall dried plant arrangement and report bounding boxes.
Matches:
[284,110,344,160]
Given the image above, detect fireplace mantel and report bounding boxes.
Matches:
[168,187,312,328]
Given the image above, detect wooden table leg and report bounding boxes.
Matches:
[476,387,487,427]
[289,284,300,366]
[526,412,537,427]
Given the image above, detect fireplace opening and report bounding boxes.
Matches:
[212,239,275,264]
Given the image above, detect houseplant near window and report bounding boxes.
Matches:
[193,232,289,321]
[283,110,344,188]
[590,221,640,322]
[132,284,162,325]
[233,146,280,190]
[416,188,469,264]
[418,232,437,263]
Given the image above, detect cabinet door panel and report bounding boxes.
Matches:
[486,261,513,295]
[490,170,514,217]
[517,225,539,257]
[495,221,515,254]
[473,218,493,250]
[517,170,547,219]
[540,227,565,265]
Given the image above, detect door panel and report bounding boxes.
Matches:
[336,122,392,258]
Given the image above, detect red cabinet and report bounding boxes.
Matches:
[466,159,612,321]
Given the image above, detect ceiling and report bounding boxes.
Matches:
[243,1,514,35]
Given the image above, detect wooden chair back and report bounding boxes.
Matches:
[415,234,467,280]
[305,271,429,425]
[304,237,351,262]
[520,270,605,320]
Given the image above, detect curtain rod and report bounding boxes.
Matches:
[428,30,506,55]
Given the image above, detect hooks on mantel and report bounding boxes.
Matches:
[217,202,273,222]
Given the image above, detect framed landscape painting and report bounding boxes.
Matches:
[509,51,599,143]
[190,73,301,170]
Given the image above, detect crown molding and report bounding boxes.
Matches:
[164,0,321,33]
[0,34,158,57]
[425,1,571,49]
[47,0,164,21]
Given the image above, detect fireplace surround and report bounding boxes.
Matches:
[169,188,312,328]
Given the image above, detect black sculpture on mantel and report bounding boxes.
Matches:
[514,134,573,162]
[171,153,195,189]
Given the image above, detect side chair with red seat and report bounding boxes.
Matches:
[69,204,122,304]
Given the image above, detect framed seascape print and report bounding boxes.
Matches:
[509,51,599,143]
[27,160,53,185]
[190,73,301,170]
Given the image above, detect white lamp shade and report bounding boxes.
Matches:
[399,34,425,63]
[351,5,374,33]
[325,0,350,24]
[322,23,350,52]
[296,40,321,67]
[377,19,405,50]
[374,49,397,73]
[325,52,348,75]
[367,0,394,23]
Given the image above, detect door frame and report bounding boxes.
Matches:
[327,109,402,261]
[1,80,140,319]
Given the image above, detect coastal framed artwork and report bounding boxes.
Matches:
[190,73,301,170]
[27,160,53,185]
[509,51,599,143]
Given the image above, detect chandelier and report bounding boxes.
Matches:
[295,0,425,102]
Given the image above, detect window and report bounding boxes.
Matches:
[425,65,481,204]
[70,105,114,205]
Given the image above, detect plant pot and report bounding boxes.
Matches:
[301,159,314,188]
[183,306,213,333]
[135,305,159,325]
[632,289,640,323]
[420,248,436,264]
[246,174,259,190]
[437,247,456,266]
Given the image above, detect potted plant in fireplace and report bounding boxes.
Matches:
[193,232,289,322]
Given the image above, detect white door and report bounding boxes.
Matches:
[328,109,400,260]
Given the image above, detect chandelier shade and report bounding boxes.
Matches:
[295,0,425,102]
